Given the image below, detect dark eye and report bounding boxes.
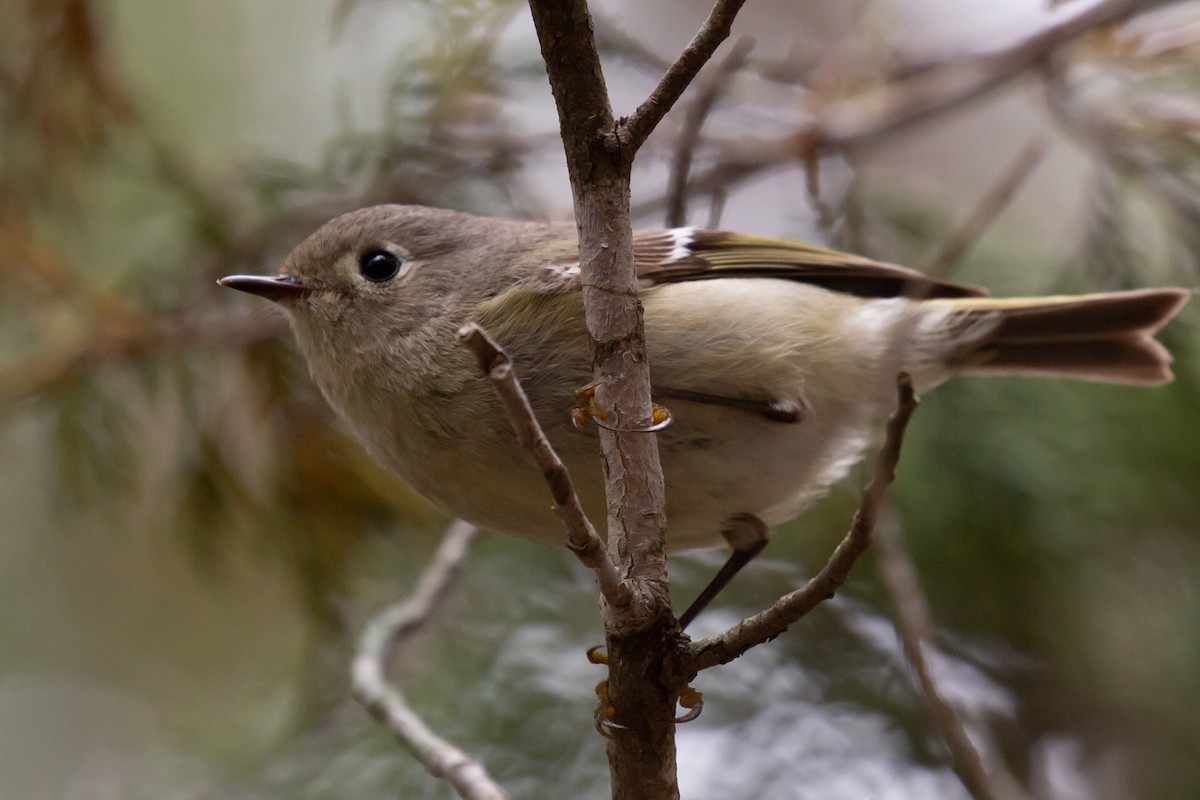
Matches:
[359,249,402,282]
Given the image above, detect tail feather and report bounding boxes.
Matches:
[938,288,1191,386]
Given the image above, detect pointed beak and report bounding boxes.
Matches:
[218,274,311,303]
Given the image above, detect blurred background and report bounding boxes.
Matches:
[2,0,1199,798]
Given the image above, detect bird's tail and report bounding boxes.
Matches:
[932,288,1191,386]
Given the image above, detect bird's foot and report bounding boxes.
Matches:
[588,645,704,732]
[571,381,673,433]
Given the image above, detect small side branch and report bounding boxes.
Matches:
[689,373,918,672]
[619,0,750,153]
[924,137,1048,278]
[457,323,632,611]
[351,521,508,800]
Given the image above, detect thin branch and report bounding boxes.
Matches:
[618,0,749,153]
[924,137,1048,278]
[664,35,754,228]
[351,521,508,800]
[689,373,919,672]
[875,505,1032,800]
[457,323,632,611]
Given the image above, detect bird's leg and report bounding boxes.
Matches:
[586,646,628,737]
[588,513,766,731]
[588,645,706,728]
[652,387,806,424]
[677,513,771,630]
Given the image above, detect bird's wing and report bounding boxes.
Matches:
[632,228,989,299]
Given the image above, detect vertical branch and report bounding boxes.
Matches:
[526,2,750,798]
[526,4,678,797]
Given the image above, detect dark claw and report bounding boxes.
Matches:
[674,687,704,723]
[591,412,674,433]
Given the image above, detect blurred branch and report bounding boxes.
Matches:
[350,521,508,800]
[592,12,673,74]
[2,0,139,206]
[665,35,754,228]
[634,0,1170,219]
[689,373,918,672]
[923,137,1048,278]
[0,310,284,410]
[1043,55,1200,228]
[875,503,1032,800]
[457,323,632,611]
[804,0,1162,152]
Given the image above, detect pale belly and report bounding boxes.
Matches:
[384,392,882,552]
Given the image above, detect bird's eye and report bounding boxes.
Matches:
[359,249,402,282]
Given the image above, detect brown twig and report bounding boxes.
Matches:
[617,0,749,153]
[350,520,507,800]
[664,35,754,228]
[689,373,919,672]
[457,323,632,611]
[924,137,1049,278]
[875,504,1032,800]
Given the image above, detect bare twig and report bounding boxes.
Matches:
[665,35,754,228]
[351,521,507,800]
[875,505,1032,800]
[457,323,632,611]
[924,138,1048,278]
[618,0,749,153]
[689,373,919,672]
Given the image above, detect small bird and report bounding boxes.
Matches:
[221,205,1189,577]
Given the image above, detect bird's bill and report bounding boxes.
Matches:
[218,274,310,303]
